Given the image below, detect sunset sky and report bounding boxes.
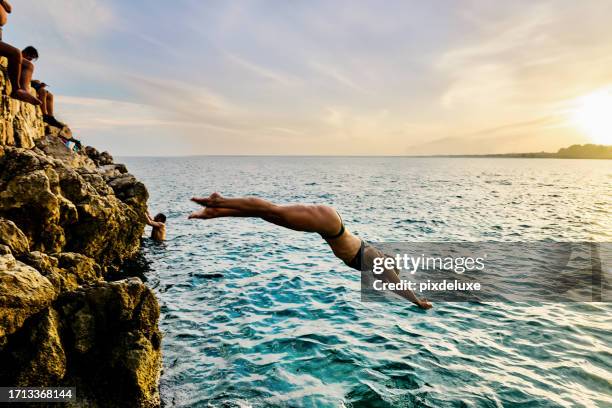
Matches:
[9,0,612,155]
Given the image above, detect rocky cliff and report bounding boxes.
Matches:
[0,58,45,148]
[0,59,162,407]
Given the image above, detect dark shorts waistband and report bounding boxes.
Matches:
[319,212,346,240]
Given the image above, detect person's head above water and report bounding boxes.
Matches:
[154,213,166,223]
[22,46,38,61]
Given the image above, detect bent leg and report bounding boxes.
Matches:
[38,88,48,115]
[0,43,40,105]
[46,91,54,116]
[0,41,21,90]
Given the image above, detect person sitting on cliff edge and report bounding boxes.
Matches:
[0,1,41,105]
[146,212,166,242]
[31,80,65,128]
[20,46,40,97]
[188,193,432,310]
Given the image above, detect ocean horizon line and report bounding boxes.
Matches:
[116,153,609,159]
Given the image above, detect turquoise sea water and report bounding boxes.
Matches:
[121,157,611,408]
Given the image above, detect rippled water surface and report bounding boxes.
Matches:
[120,157,611,407]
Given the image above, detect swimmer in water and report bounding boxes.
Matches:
[146,212,166,242]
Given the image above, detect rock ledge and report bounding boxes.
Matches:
[0,65,161,408]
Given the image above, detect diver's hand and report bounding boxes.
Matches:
[417,298,432,310]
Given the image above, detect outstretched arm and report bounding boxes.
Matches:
[145,212,164,228]
[380,268,432,309]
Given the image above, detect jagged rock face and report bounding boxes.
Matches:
[0,138,148,271]
[1,308,67,386]
[0,218,30,255]
[35,130,96,170]
[0,254,56,342]
[57,278,162,407]
[20,251,103,294]
[0,57,45,147]
[0,278,161,408]
[0,104,161,407]
[84,146,115,167]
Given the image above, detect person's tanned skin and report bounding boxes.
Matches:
[20,48,37,93]
[0,0,10,24]
[20,47,42,92]
[189,193,432,309]
[0,1,41,105]
[146,212,166,241]
[34,82,65,128]
[39,85,54,115]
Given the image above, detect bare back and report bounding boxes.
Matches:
[324,228,362,265]
[151,224,166,241]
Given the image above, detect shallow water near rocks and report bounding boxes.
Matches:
[121,156,611,408]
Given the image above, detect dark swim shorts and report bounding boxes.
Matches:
[346,240,390,272]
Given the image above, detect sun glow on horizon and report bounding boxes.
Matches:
[569,87,612,145]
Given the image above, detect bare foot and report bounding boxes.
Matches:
[191,192,224,207]
[188,206,240,220]
[11,89,42,105]
[188,207,216,219]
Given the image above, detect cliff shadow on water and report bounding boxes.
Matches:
[0,57,163,407]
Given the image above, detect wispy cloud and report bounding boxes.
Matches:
[224,52,299,87]
[15,0,113,43]
[308,61,367,93]
[12,0,612,155]
[56,96,170,130]
[437,1,612,110]
[437,4,554,109]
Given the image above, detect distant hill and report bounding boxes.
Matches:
[555,144,612,159]
[431,144,612,159]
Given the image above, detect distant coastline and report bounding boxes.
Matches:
[117,144,612,159]
[419,144,612,160]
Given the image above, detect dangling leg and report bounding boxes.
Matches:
[46,91,55,116]
[38,87,48,115]
[0,41,40,105]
